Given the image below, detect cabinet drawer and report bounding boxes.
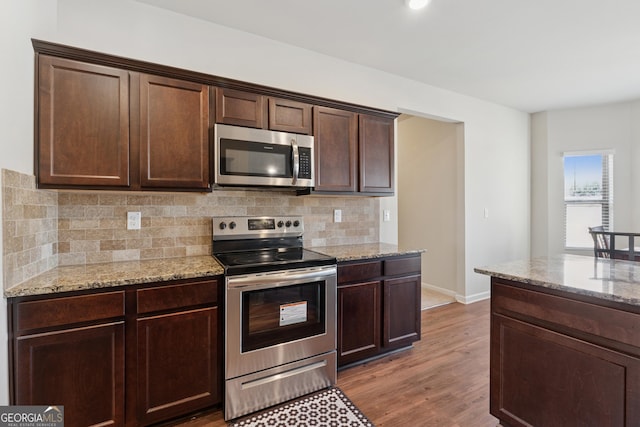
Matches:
[338,261,382,284]
[384,256,421,276]
[492,280,640,350]
[16,291,125,333]
[137,280,218,314]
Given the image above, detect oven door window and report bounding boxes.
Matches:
[242,281,325,352]
[220,138,292,178]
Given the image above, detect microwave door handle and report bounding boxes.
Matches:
[291,138,299,185]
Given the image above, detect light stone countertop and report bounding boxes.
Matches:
[310,242,425,262]
[475,254,640,307]
[4,244,425,298]
[4,256,224,298]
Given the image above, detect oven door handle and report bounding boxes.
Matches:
[227,266,336,290]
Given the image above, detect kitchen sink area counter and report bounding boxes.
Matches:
[311,242,425,262]
[476,254,640,427]
[4,255,224,297]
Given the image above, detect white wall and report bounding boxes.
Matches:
[531,101,639,256]
[0,0,531,401]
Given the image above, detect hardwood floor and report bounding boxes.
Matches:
[170,300,498,427]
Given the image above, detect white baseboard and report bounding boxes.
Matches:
[421,282,457,298]
[421,282,490,305]
[454,291,490,304]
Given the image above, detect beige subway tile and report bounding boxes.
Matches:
[2,169,23,187]
[113,249,140,262]
[58,193,99,206]
[186,245,210,256]
[58,205,85,218]
[140,248,164,260]
[100,240,127,251]
[152,237,176,248]
[163,247,186,258]
[99,194,127,206]
[69,219,101,230]
[100,218,122,229]
[58,229,86,242]
[150,217,176,227]
[150,195,175,206]
[70,240,100,253]
[87,251,114,265]
[58,242,70,253]
[126,237,152,249]
[58,252,87,266]
[127,195,152,205]
[86,206,116,218]
[87,229,115,241]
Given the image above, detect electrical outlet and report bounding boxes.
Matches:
[127,211,141,230]
[484,208,489,219]
[383,210,391,222]
[333,209,342,223]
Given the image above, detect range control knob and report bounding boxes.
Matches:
[293,220,300,227]
[277,221,284,228]
[219,222,227,230]
[285,220,292,227]
[229,221,236,230]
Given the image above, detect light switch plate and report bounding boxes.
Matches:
[383,210,391,222]
[333,209,342,223]
[127,211,141,230]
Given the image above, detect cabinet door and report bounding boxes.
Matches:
[38,55,130,187]
[268,98,312,134]
[382,275,421,349]
[337,281,381,366]
[137,307,219,425]
[15,322,125,427]
[359,114,394,193]
[139,74,210,189]
[313,107,358,192]
[215,88,265,128]
[491,314,640,426]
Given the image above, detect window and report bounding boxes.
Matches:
[563,152,613,249]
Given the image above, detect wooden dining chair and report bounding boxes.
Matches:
[588,226,610,258]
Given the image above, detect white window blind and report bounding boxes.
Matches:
[563,152,613,249]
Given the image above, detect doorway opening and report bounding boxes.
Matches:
[396,114,464,308]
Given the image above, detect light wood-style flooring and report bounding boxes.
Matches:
[171,300,498,427]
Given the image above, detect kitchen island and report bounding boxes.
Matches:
[475,254,640,427]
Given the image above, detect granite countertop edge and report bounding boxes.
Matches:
[4,256,225,298]
[310,243,425,262]
[474,256,640,307]
[4,243,424,298]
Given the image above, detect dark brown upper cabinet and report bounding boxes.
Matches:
[268,97,312,134]
[313,106,358,192]
[215,88,266,129]
[37,55,130,187]
[36,55,211,191]
[137,74,210,190]
[216,88,312,134]
[33,40,399,194]
[312,107,395,195]
[359,114,394,194]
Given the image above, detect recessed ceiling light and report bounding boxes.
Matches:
[405,0,430,10]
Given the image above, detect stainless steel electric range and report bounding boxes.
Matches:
[212,216,337,421]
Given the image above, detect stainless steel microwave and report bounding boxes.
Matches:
[214,124,314,189]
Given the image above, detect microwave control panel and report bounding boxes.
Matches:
[299,147,312,179]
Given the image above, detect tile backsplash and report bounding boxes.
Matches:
[2,169,58,288]
[3,169,380,289]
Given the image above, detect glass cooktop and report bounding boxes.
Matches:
[213,247,335,275]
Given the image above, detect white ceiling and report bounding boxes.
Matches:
[137,0,640,113]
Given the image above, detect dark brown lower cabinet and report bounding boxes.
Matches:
[9,278,222,427]
[15,322,125,427]
[337,280,381,365]
[337,254,421,367]
[491,279,640,427]
[136,307,219,425]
